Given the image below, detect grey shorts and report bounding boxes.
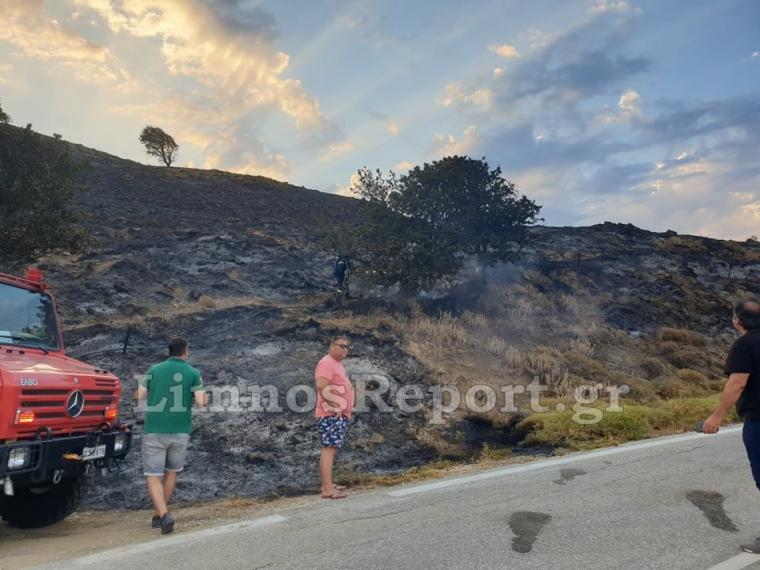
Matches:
[142,433,190,476]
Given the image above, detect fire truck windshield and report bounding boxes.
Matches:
[0,282,60,351]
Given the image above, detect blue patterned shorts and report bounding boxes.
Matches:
[317,416,349,448]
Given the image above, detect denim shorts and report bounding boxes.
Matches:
[142,433,190,476]
[317,416,349,448]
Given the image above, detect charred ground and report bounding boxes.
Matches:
[17,140,760,508]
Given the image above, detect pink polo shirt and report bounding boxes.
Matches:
[314,354,355,418]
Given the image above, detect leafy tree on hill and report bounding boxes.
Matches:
[139,125,178,167]
[349,156,542,293]
[0,124,90,264]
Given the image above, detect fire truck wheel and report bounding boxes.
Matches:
[0,476,85,528]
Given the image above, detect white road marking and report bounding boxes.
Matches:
[37,514,287,568]
[388,426,744,497]
[707,552,760,570]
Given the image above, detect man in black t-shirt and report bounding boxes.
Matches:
[703,298,760,553]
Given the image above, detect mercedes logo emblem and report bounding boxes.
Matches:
[66,390,85,417]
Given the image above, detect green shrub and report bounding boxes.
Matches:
[625,378,659,403]
[0,125,90,263]
[676,368,710,389]
[563,351,606,382]
[517,396,736,451]
[659,341,707,369]
[656,378,697,399]
[640,357,669,380]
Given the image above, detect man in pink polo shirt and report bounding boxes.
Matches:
[315,335,355,499]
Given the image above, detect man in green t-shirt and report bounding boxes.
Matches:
[136,337,207,534]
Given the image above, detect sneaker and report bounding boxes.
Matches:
[741,538,760,554]
[160,512,175,535]
[151,515,161,529]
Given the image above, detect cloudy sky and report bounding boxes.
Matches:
[1,0,758,239]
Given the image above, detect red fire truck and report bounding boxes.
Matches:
[0,269,131,527]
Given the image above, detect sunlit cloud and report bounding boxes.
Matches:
[335,172,361,197]
[437,83,493,109]
[618,89,641,116]
[322,141,354,161]
[489,44,520,59]
[394,160,414,172]
[432,125,478,156]
[600,89,642,123]
[387,121,400,135]
[0,0,130,86]
[65,0,343,176]
[75,0,327,131]
[438,83,463,107]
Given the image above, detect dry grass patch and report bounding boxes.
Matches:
[335,460,455,488]
[656,235,708,253]
[486,335,509,357]
[522,347,570,396]
[69,294,273,331]
[568,336,594,357]
[460,310,489,330]
[478,443,512,461]
[657,327,707,346]
[563,351,606,384]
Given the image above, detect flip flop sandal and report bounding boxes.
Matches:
[321,491,348,499]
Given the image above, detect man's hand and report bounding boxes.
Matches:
[703,414,722,434]
[703,372,749,434]
[194,389,208,408]
[325,405,343,416]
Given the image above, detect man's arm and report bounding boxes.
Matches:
[316,376,345,414]
[191,373,208,407]
[704,372,750,433]
[136,370,151,401]
[135,385,148,401]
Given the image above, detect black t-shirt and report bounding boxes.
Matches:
[725,329,760,418]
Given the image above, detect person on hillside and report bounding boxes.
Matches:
[136,337,208,534]
[314,335,355,499]
[702,298,760,553]
[333,255,350,297]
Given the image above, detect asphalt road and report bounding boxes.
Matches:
[42,427,760,570]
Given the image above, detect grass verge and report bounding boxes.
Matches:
[517,395,738,451]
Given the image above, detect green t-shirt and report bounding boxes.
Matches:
[140,357,204,434]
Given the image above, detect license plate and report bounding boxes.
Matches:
[82,444,106,461]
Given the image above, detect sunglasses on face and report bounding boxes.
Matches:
[334,343,350,349]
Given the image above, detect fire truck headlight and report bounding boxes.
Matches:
[113,434,128,453]
[7,447,31,470]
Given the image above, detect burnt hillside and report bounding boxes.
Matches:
[15,136,760,508]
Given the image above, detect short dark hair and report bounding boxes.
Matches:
[734,299,760,330]
[168,337,188,357]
